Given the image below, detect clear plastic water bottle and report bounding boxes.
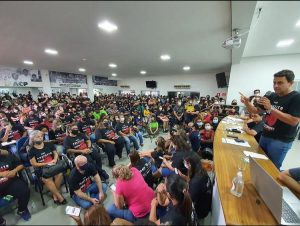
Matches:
[230,171,244,197]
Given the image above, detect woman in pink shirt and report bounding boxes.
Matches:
[107,164,155,222]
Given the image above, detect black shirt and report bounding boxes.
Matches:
[77,121,92,136]
[0,154,21,187]
[262,91,300,142]
[49,128,66,144]
[95,128,118,141]
[24,116,41,128]
[189,174,212,219]
[63,133,89,152]
[171,151,188,175]
[115,122,130,135]
[247,121,264,143]
[132,158,153,188]
[68,163,97,196]
[160,204,187,225]
[0,124,25,142]
[28,143,55,164]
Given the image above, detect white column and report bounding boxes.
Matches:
[87,74,94,102]
[41,70,52,95]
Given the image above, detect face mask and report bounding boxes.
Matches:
[214,102,219,105]
[220,101,225,105]
[120,118,125,123]
[189,101,192,104]
[71,129,78,135]
[197,122,203,127]
[34,140,43,145]
[159,107,162,111]
[184,161,189,169]
[213,119,218,124]
[205,125,211,130]
[82,117,86,122]
[103,122,109,127]
[232,102,237,105]
[254,93,260,97]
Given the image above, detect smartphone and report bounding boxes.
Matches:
[110,184,116,192]
[227,135,238,139]
[65,206,81,217]
[159,156,164,160]
[234,138,245,143]
[175,168,178,174]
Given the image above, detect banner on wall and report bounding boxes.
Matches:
[93,75,117,86]
[0,67,43,87]
[49,71,87,88]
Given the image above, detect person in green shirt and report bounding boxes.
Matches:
[92,106,108,120]
[148,115,159,139]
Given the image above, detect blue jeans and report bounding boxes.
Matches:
[135,131,144,145]
[259,135,293,170]
[90,133,96,143]
[106,204,136,222]
[72,182,107,209]
[123,135,139,153]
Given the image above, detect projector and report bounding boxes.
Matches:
[222,36,241,49]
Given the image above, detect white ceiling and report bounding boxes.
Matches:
[0,1,232,78]
[243,1,300,58]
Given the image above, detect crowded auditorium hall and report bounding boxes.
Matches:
[0,1,300,226]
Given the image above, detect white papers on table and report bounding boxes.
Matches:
[1,140,16,146]
[243,151,269,160]
[223,138,251,147]
[227,116,244,123]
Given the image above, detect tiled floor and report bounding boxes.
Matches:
[2,133,300,225]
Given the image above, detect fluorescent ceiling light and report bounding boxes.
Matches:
[183,66,190,71]
[160,54,171,61]
[112,73,117,77]
[82,58,87,61]
[276,39,294,47]
[296,20,300,27]
[140,70,147,75]
[44,48,58,55]
[98,20,118,33]
[109,63,117,68]
[23,60,33,65]
[78,68,86,72]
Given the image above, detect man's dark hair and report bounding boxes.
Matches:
[274,70,295,83]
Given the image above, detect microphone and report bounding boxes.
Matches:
[255,91,272,110]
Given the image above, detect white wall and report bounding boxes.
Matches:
[227,54,300,104]
[118,73,228,97]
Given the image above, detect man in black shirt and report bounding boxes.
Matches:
[68,155,107,209]
[24,111,41,129]
[241,70,300,169]
[0,148,31,221]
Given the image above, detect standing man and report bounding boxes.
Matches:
[241,70,300,169]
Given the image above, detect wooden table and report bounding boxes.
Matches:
[213,116,280,225]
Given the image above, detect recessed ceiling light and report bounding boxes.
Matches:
[82,58,87,61]
[78,68,86,72]
[160,54,171,61]
[45,48,58,55]
[98,20,118,33]
[276,39,294,47]
[23,60,33,65]
[112,73,117,77]
[296,20,300,27]
[183,66,190,71]
[109,63,117,68]
[140,70,147,75]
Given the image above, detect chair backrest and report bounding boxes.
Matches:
[16,136,29,152]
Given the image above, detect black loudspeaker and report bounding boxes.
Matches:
[216,72,227,88]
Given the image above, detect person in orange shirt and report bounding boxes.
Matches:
[200,122,214,150]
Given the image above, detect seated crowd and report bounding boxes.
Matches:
[0,91,241,225]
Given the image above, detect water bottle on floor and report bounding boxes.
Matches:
[230,171,244,197]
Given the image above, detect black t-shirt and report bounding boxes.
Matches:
[28,142,55,164]
[262,91,300,142]
[248,121,264,143]
[160,205,187,225]
[115,122,130,135]
[189,174,212,219]
[132,158,153,188]
[151,149,164,168]
[68,163,97,196]
[0,154,21,187]
[49,128,67,144]
[24,116,41,128]
[171,151,188,175]
[95,128,118,141]
[0,124,25,142]
[77,121,92,136]
[63,133,89,152]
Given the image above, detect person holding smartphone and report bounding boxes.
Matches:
[240,70,300,169]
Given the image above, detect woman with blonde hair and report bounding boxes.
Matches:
[106,164,155,222]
